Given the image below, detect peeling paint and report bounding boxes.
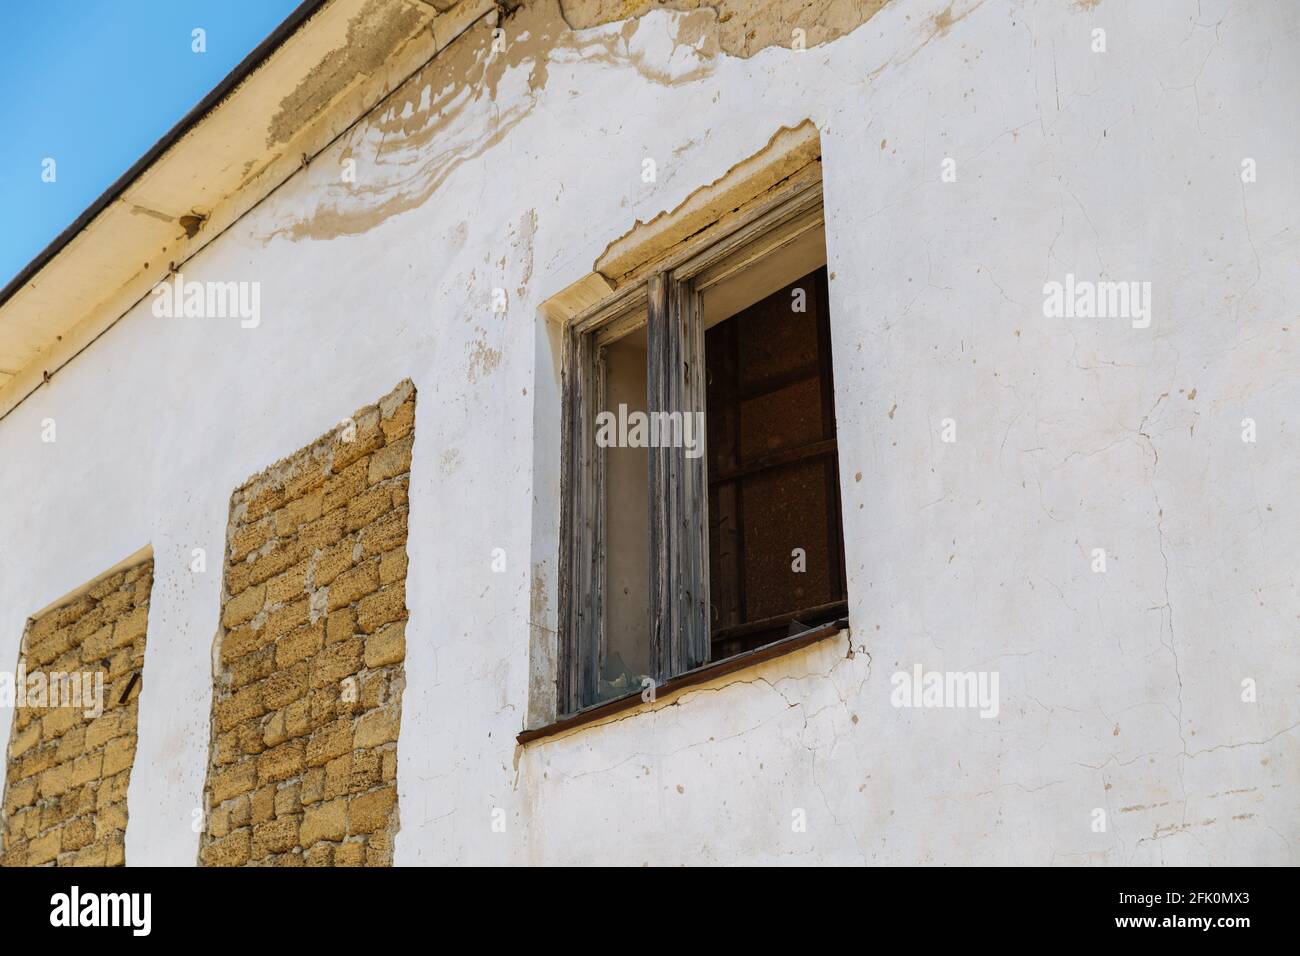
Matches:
[466,329,503,382]
[559,0,892,58]
[255,0,883,244]
[513,209,538,297]
[594,119,821,280]
[265,0,427,149]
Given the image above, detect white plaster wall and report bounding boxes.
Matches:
[0,0,1295,865]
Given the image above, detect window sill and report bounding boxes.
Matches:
[517,618,849,746]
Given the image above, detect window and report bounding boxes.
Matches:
[558,176,846,716]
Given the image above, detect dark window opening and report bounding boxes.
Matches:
[705,266,847,659]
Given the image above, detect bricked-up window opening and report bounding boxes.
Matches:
[559,175,845,717]
[706,266,847,660]
[0,558,153,867]
[200,381,414,867]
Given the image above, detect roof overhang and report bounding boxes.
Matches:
[0,0,493,417]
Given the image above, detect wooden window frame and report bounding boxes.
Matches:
[558,177,827,717]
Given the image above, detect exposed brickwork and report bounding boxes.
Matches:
[1,559,153,866]
[200,381,415,866]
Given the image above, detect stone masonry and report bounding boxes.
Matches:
[199,380,415,866]
[0,559,153,866]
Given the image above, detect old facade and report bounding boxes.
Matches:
[0,0,1296,865]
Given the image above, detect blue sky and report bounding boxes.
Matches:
[0,0,303,289]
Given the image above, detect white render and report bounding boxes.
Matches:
[1,0,1297,865]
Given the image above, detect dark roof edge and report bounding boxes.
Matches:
[0,0,332,310]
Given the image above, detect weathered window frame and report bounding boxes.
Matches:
[558,174,828,718]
